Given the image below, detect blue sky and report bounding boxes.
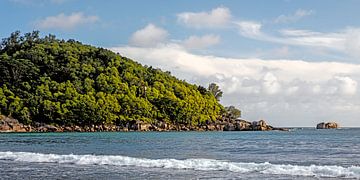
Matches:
[1,0,360,126]
[1,0,360,60]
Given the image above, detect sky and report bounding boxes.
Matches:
[1,0,360,126]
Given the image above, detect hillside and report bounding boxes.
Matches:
[0,31,224,128]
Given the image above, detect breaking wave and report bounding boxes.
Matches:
[0,151,359,178]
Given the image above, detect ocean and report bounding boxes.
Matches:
[0,128,359,179]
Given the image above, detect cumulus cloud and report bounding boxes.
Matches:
[35,12,99,30]
[129,24,169,47]
[274,9,314,23]
[333,76,358,95]
[262,72,281,95]
[177,7,231,28]
[236,21,263,37]
[183,34,220,49]
[111,44,360,126]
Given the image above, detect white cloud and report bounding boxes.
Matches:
[286,86,299,95]
[236,21,263,37]
[344,28,360,58]
[183,34,220,49]
[312,85,321,94]
[177,7,231,28]
[262,72,281,95]
[129,24,169,47]
[237,21,344,50]
[129,25,220,49]
[334,76,358,95]
[35,12,99,30]
[236,21,360,59]
[279,29,321,36]
[274,9,314,23]
[111,44,360,126]
[112,44,360,83]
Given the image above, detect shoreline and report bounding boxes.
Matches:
[0,115,289,133]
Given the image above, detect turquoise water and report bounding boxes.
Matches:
[0,128,360,179]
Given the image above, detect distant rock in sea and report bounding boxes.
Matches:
[316,122,339,129]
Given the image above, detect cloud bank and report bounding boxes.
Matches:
[111,44,360,126]
[103,6,360,126]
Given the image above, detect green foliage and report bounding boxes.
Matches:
[0,31,224,126]
[224,106,241,119]
[208,83,223,101]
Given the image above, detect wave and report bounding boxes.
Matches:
[0,151,359,178]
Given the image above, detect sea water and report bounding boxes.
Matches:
[0,128,359,179]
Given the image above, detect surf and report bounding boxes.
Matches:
[0,151,359,178]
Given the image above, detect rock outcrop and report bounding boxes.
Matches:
[222,119,288,131]
[1,115,288,133]
[0,115,28,132]
[316,122,339,129]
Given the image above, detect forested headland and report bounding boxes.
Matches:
[0,31,247,131]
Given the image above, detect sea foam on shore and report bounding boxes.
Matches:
[0,151,359,178]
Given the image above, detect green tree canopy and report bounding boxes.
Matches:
[0,31,224,126]
[224,106,241,119]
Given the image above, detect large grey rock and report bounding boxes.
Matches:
[251,120,272,131]
[316,122,339,129]
[223,123,235,131]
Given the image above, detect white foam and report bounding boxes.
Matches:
[0,151,359,178]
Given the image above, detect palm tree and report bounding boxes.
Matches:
[208,83,223,101]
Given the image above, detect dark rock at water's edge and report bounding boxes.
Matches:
[0,115,289,133]
[221,118,288,131]
[0,115,30,132]
[316,122,339,129]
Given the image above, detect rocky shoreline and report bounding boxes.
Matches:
[0,115,289,133]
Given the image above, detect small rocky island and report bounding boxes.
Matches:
[316,122,339,129]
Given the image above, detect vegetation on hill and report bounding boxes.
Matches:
[0,31,233,127]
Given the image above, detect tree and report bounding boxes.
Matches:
[0,87,7,114]
[224,106,241,119]
[208,83,223,101]
[197,86,208,95]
